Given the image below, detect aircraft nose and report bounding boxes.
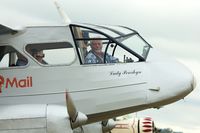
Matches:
[174,62,196,94]
[147,60,196,105]
[192,74,197,90]
[146,49,196,105]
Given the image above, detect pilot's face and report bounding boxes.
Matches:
[91,40,103,53]
[33,51,44,63]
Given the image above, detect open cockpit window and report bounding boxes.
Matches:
[71,24,151,65]
[0,45,28,68]
[26,42,75,66]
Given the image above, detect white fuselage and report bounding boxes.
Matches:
[0,24,195,125]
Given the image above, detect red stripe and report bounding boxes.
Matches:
[144,118,152,121]
[143,125,152,128]
[143,129,152,132]
[142,122,151,124]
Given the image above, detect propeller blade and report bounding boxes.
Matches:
[65,91,77,122]
[65,91,88,129]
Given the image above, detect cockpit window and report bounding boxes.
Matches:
[0,45,28,68]
[71,24,151,64]
[26,42,75,66]
[71,24,151,65]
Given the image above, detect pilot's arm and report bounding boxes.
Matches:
[106,54,119,63]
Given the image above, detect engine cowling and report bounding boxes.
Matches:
[137,117,155,133]
[111,116,155,133]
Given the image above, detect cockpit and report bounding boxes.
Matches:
[71,24,152,64]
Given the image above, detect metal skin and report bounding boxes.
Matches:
[0,23,196,133]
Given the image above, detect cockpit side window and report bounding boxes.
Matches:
[0,45,28,68]
[71,25,140,65]
[26,42,75,66]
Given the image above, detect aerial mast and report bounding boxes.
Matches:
[53,0,71,25]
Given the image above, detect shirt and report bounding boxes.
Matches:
[85,51,119,64]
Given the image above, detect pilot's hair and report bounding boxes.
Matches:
[90,37,102,46]
[31,49,39,56]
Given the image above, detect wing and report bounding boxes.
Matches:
[0,104,73,133]
[0,24,24,35]
[0,24,17,35]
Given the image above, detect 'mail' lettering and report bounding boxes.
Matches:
[0,75,33,93]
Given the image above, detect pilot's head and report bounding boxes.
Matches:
[90,39,103,54]
[31,49,44,63]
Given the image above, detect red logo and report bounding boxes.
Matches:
[0,75,4,93]
[0,75,32,93]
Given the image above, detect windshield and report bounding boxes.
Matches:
[79,24,151,60]
[117,34,151,59]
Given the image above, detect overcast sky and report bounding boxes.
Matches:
[0,0,200,132]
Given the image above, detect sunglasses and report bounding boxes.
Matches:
[36,54,45,58]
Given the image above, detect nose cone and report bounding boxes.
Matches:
[175,61,196,94]
[192,74,197,90]
[146,50,196,105]
[160,60,196,102]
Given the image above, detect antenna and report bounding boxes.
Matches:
[53,0,71,25]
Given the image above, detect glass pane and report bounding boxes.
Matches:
[107,43,139,63]
[26,42,75,65]
[121,34,150,59]
[84,39,110,64]
[105,25,133,35]
[43,48,75,65]
[0,46,28,68]
[0,54,9,68]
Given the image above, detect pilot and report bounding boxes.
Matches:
[31,49,47,64]
[85,39,118,64]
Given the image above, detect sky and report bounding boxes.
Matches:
[0,0,200,132]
